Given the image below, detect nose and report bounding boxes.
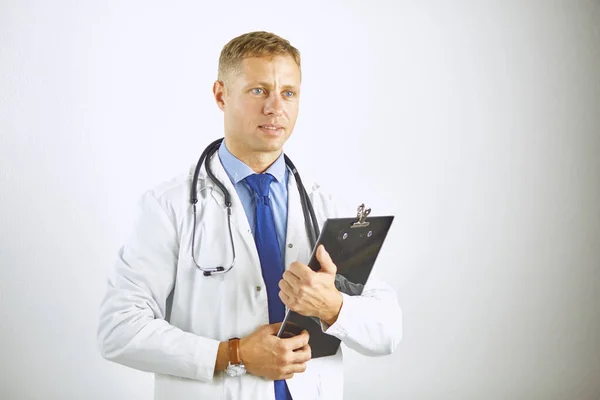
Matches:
[263,92,284,117]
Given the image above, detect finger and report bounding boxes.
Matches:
[316,245,336,274]
[286,361,308,374]
[279,290,291,307]
[288,261,314,281]
[282,329,310,350]
[282,270,301,286]
[278,279,294,295]
[294,343,311,353]
[291,343,312,363]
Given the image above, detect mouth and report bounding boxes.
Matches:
[259,124,284,135]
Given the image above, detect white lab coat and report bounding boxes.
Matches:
[97,151,402,400]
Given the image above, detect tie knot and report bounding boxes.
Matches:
[245,173,275,198]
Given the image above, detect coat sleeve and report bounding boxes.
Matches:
[96,189,220,381]
[314,188,403,356]
[321,277,403,356]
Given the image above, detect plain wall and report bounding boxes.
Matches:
[1,1,599,399]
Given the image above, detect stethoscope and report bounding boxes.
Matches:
[190,137,320,276]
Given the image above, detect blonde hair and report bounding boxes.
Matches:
[218,31,301,81]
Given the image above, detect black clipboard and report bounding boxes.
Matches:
[276,204,394,358]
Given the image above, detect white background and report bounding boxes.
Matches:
[1,1,599,399]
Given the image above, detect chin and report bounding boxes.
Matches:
[258,142,284,153]
[255,134,288,150]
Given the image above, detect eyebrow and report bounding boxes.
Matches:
[250,81,299,91]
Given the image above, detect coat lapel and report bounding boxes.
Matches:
[284,172,313,270]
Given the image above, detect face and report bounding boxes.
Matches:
[213,55,301,160]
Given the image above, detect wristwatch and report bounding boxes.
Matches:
[225,337,246,377]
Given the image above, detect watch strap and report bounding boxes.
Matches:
[229,337,241,365]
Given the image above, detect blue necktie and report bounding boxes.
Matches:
[244,173,292,400]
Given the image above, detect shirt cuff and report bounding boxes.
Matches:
[320,292,352,339]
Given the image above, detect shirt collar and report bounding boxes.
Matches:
[218,140,286,185]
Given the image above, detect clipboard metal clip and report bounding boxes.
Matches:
[351,203,371,228]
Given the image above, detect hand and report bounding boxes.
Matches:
[279,245,343,325]
[239,323,311,380]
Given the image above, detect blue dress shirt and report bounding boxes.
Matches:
[217,140,289,265]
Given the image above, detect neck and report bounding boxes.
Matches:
[224,138,281,174]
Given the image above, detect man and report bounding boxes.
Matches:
[97,31,402,400]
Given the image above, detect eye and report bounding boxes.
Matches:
[284,90,295,97]
[251,88,264,95]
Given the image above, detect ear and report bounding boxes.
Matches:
[213,80,226,111]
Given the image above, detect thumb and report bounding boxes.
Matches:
[316,245,337,275]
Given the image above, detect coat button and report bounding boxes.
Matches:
[256,286,262,292]
[287,243,293,248]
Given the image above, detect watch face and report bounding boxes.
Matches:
[226,363,246,377]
